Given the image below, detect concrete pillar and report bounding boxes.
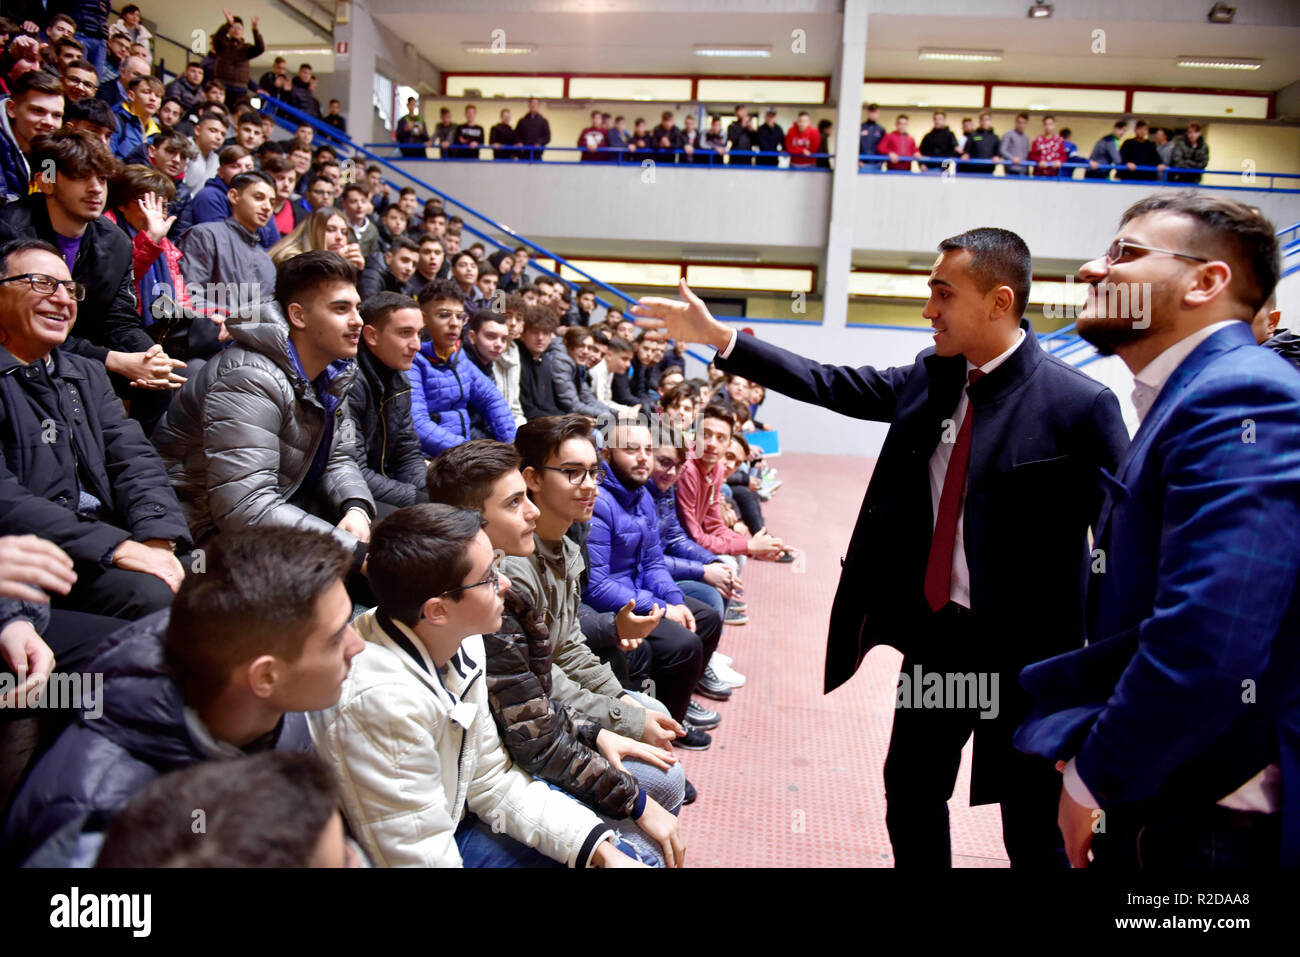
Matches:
[332,0,380,146]
[821,0,868,330]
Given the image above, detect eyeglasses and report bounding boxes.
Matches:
[542,465,607,486]
[654,455,683,473]
[1104,239,1209,266]
[433,308,468,322]
[0,273,85,300]
[440,555,504,597]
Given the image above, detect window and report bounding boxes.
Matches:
[568,77,693,101]
[861,82,985,109]
[698,78,826,105]
[990,86,1125,114]
[445,75,565,98]
[373,73,394,131]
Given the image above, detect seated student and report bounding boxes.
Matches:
[263,152,304,238]
[0,236,189,621]
[586,421,729,711]
[487,294,527,426]
[475,261,499,304]
[596,335,640,418]
[338,183,378,260]
[722,431,768,537]
[450,250,488,309]
[676,404,785,562]
[358,234,419,299]
[95,751,361,867]
[2,527,362,867]
[347,292,428,513]
[407,279,516,454]
[628,331,663,410]
[141,129,198,235]
[372,203,408,256]
[188,143,278,248]
[310,502,645,868]
[0,130,186,394]
[412,232,447,291]
[0,69,63,204]
[268,205,365,272]
[656,381,697,435]
[425,441,684,866]
[517,305,564,420]
[152,251,375,568]
[552,325,612,420]
[177,170,277,364]
[107,74,162,161]
[504,417,691,747]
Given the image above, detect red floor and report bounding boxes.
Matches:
[678,452,1010,868]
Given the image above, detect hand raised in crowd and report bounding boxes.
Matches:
[595,727,676,772]
[0,535,76,603]
[339,242,366,271]
[107,345,186,390]
[615,598,663,650]
[112,539,184,593]
[137,192,177,245]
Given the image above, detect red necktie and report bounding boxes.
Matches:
[923,369,985,612]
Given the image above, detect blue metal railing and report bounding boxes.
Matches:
[359,143,832,169]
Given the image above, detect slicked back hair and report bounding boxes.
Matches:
[937,227,1033,319]
[1120,192,1279,313]
[514,414,597,473]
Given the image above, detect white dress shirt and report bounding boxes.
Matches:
[1065,318,1278,814]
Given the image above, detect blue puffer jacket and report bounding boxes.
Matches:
[407,340,516,455]
[648,479,718,581]
[583,469,684,614]
[1,610,312,867]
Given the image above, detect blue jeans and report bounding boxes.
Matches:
[454,815,564,868]
[677,578,725,619]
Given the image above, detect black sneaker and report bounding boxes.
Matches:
[695,666,733,701]
[685,699,722,729]
[776,550,796,564]
[676,724,712,750]
[724,606,748,625]
[683,779,697,804]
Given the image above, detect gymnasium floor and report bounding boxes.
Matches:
[677,452,1010,868]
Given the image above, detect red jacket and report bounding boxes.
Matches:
[877,131,917,171]
[675,456,748,555]
[784,125,821,167]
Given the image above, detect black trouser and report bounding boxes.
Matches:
[883,603,1068,869]
[1091,803,1281,868]
[728,483,765,533]
[577,603,629,686]
[623,594,721,722]
[54,562,175,622]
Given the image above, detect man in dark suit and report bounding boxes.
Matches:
[1015,193,1300,868]
[632,229,1130,867]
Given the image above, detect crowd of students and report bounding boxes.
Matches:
[0,4,810,869]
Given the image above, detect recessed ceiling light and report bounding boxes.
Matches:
[462,41,536,55]
[918,48,1003,63]
[1028,2,1053,18]
[1176,56,1262,70]
[693,45,772,58]
[1207,3,1236,24]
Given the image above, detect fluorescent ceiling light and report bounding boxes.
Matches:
[918,48,1003,63]
[1028,2,1053,18]
[683,250,761,262]
[1176,56,1262,71]
[462,41,536,55]
[694,45,771,58]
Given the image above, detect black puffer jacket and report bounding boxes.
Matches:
[0,344,189,565]
[483,588,640,819]
[346,343,428,508]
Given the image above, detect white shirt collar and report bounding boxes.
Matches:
[1131,320,1240,422]
[965,327,1026,379]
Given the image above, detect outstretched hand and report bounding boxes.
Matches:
[629,278,732,353]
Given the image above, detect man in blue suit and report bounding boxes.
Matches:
[1015,193,1300,868]
[632,228,1130,867]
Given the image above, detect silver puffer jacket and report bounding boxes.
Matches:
[152,303,374,551]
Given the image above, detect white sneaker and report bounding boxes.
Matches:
[710,654,746,688]
[713,651,733,667]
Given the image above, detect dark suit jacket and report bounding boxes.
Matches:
[718,322,1129,801]
[1015,322,1300,863]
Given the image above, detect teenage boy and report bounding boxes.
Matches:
[184,110,227,194]
[425,440,685,865]
[152,251,375,564]
[958,112,999,175]
[3,527,362,866]
[517,304,564,419]
[408,278,516,454]
[0,69,64,204]
[310,502,646,867]
[358,235,420,299]
[107,74,162,161]
[347,292,429,513]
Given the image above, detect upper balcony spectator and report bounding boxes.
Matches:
[211,10,264,107]
[514,97,550,160]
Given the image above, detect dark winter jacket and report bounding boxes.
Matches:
[346,343,428,508]
[1263,330,1300,372]
[2,610,312,866]
[0,344,189,563]
[584,468,684,614]
[0,193,150,362]
[518,344,563,420]
[212,21,264,90]
[407,340,516,455]
[483,588,640,819]
[647,480,717,582]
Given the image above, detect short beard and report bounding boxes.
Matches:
[1076,316,1150,356]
